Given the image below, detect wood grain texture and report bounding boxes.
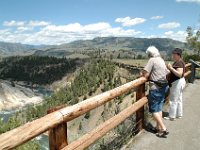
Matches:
[136,83,145,133]
[48,105,68,150]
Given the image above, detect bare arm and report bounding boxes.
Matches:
[141,70,150,79]
[142,58,153,79]
[169,67,184,78]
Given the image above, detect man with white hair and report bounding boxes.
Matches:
[142,46,169,138]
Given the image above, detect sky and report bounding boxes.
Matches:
[0,0,200,45]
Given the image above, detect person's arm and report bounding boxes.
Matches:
[141,59,153,79]
[167,64,183,78]
[141,70,150,79]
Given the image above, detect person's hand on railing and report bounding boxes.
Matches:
[140,70,149,79]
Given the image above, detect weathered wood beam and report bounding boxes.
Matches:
[184,70,191,78]
[0,112,64,150]
[59,77,147,121]
[136,83,145,133]
[62,97,148,150]
[48,105,68,150]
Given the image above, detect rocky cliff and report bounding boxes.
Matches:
[0,80,43,110]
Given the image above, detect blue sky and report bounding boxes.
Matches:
[0,0,199,45]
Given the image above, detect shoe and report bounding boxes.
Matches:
[156,129,169,138]
[151,127,160,134]
[177,116,182,119]
[163,116,170,120]
[164,117,176,121]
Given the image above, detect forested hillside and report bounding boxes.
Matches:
[0,56,78,84]
[0,59,117,132]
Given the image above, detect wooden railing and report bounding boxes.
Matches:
[0,63,193,150]
[189,59,200,82]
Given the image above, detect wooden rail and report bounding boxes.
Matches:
[0,63,193,150]
[189,60,200,83]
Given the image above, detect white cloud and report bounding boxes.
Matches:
[3,20,25,27]
[150,16,164,20]
[115,16,146,26]
[176,0,200,3]
[3,20,50,27]
[163,30,187,41]
[158,22,181,29]
[16,27,33,32]
[83,22,111,32]
[0,22,142,45]
[28,21,50,27]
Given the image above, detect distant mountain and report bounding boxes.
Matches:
[61,37,188,52]
[0,42,41,57]
[0,37,188,57]
[33,37,188,57]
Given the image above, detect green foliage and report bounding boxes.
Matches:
[186,26,200,55]
[16,140,40,150]
[0,116,22,133]
[69,59,115,104]
[183,53,200,62]
[0,56,77,84]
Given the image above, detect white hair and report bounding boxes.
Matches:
[146,46,160,57]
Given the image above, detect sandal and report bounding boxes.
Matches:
[156,129,169,138]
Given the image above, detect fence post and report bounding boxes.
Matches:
[189,63,196,83]
[47,105,68,150]
[136,83,145,133]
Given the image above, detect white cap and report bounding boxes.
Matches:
[146,46,160,57]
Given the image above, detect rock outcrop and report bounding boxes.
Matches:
[0,80,43,110]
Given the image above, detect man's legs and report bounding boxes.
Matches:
[153,112,166,131]
[156,111,163,130]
